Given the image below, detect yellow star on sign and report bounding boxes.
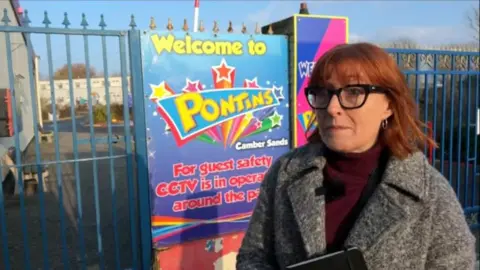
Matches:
[244,112,253,121]
[149,81,174,100]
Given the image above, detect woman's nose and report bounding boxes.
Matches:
[326,95,342,116]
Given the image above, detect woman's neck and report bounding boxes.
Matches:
[324,142,385,180]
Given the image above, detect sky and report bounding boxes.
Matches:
[12,0,480,76]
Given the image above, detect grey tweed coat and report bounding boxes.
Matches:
[236,143,477,270]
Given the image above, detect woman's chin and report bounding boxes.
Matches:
[322,139,356,153]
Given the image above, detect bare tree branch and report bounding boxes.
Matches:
[467,6,479,41]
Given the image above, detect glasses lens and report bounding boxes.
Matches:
[307,88,330,109]
[339,86,367,108]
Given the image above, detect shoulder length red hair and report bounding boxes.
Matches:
[306,42,436,159]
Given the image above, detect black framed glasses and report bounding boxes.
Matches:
[305,84,388,110]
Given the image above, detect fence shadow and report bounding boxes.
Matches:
[0,130,138,269]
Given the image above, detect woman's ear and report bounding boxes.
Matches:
[382,100,393,120]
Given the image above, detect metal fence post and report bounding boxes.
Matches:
[128,28,152,269]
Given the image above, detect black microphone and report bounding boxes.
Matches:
[315,179,346,203]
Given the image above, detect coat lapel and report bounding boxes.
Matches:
[345,152,428,255]
[343,187,406,253]
[284,144,429,259]
[286,143,327,258]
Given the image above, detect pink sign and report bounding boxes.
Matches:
[293,15,348,147]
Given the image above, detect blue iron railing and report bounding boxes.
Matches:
[0,8,478,270]
[386,48,480,230]
[0,9,151,270]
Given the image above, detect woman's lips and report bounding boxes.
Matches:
[323,126,350,133]
[325,126,349,130]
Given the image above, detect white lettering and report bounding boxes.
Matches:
[298,61,316,79]
[266,138,288,147]
[235,138,289,151]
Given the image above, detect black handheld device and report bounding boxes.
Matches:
[286,247,368,270]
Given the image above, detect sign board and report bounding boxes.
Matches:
[293,15,348,147]
[141,31,291,247]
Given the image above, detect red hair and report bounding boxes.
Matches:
[306,42,436,159]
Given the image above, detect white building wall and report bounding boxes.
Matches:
[0,2,35,157]
[39,76,131,106]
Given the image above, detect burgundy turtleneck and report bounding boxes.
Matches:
[323,142,384,251]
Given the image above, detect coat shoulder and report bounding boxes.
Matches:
[423,163,464,208]
[266,143,322,181]
[422,162,475,240]
[421,163,477,267]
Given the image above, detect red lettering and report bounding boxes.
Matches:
[228,172,265,188]
[172,192,222,212]
[155,179,199,197]
[172,163,197,178]
[236,155,273,170]
[224,190,245,203]
[198,159,235,177]
[247,189,260,202]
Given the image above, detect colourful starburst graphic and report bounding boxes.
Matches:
[149,58,285,148]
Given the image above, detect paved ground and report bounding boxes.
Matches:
[0,117,139,269]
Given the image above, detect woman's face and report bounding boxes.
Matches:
[314,71,392,153]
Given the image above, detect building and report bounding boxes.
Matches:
[38,76,131,106]
[0,0,36,190]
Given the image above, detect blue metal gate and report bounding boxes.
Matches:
[0,9,151,269]
[0,8,478,270]
[387,48,480,230]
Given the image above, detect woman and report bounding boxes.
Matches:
[236,43,476,270]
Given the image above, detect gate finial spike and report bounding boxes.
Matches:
[99,14,107,29]
[1,8,11,25]
[227,21,233,33]
[267,24,273,34]
[22,10,31,26]
[80,13,88,29]
[166,18,173,31]
[129,14,137,29]
[212,20,219,34]
[62,12,70,28]
[182,18,189,32]
[241,23,247,34]
[149,17,156,30]
[199,20,205,32]
[42,11,51,28]
[254,22,260,34]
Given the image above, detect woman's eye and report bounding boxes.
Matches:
[345,87,364,95]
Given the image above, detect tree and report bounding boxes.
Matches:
[467,7,479,41]
[53,63,98,80]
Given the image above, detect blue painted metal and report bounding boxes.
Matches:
[386,48,480,230]
[44,10,70,269]
[81,11,106,269]
[99,13,121,270]
[0,8,477,269]
[3,8,31,269]
[23,10,50,270]
[128,28,153,269]
[63,11,86,269]
[120,28,139,270]
[0,9,144,270]
[77,135,121,145]
[0,165,9,270]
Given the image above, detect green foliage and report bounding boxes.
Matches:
[111,103,124,120]
[53,63,98,80]
[93,105,108,124]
